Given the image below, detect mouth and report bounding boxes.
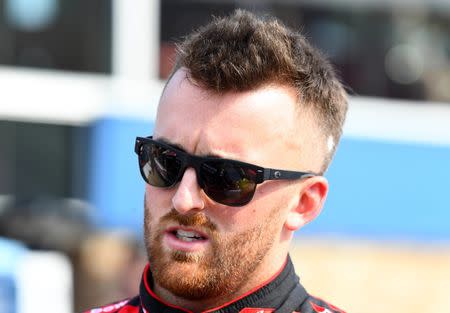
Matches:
[172,229,207,241]
[163,227,210,252]
[166,226,209,240]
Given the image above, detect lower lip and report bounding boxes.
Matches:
[163,232,209,252]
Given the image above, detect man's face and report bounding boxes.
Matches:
[144,69,321,301]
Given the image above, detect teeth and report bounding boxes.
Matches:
[175,230,204,241]
[178,236,195,242]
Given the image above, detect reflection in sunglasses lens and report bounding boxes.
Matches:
[201,162,256,206]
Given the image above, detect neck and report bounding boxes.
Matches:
[153,253,288,312]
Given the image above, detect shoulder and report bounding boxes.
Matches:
[82,296,140,313]
[297,295,347,313]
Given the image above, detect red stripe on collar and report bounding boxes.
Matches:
[239,308,275,313]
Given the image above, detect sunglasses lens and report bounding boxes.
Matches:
[200,161,257,206]
[139,142,182,187]
[136,138,260,206]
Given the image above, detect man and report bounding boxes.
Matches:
[87,9,347,313]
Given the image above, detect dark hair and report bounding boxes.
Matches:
[172,9,348,172]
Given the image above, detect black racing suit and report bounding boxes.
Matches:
[84,257,346,313]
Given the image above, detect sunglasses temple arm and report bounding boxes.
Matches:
[264,169,317,181]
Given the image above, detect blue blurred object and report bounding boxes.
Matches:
[304,138,450,242]
[88,117,154,233]
[0,276,15,313]
[0,238,27,313]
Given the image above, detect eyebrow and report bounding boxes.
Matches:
[154,136,222,159]
[154,136,187,152]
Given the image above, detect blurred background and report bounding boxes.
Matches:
[0,0,449,312]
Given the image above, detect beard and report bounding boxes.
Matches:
[144,204,279,301]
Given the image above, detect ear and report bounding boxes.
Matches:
[284,176,329,231]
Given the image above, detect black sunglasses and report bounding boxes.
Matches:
[134,136,317,207]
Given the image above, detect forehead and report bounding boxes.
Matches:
[154,69,306,168]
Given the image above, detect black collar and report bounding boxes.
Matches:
[139,256,308,313]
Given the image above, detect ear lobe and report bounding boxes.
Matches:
[284,177,328,231]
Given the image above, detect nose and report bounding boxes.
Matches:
[172,167,205,214]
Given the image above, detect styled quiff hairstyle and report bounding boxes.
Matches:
[171,9,348,172]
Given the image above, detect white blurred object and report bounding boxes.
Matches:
[0,67,163,125]
[345,96,450,147]
[112,0,160,80]
[385,44,424,85]
[16,252,72,313]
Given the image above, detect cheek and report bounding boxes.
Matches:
[145,185,174,218]
[245,184,293,225]
[146,184,172,202]
[214,201,281,235]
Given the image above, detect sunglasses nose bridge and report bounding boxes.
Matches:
[177,153,203,187]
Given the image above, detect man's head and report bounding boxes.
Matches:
[141,10,347,309]
[172,9,347,172]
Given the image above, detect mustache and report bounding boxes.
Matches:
[160,209,217,231]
